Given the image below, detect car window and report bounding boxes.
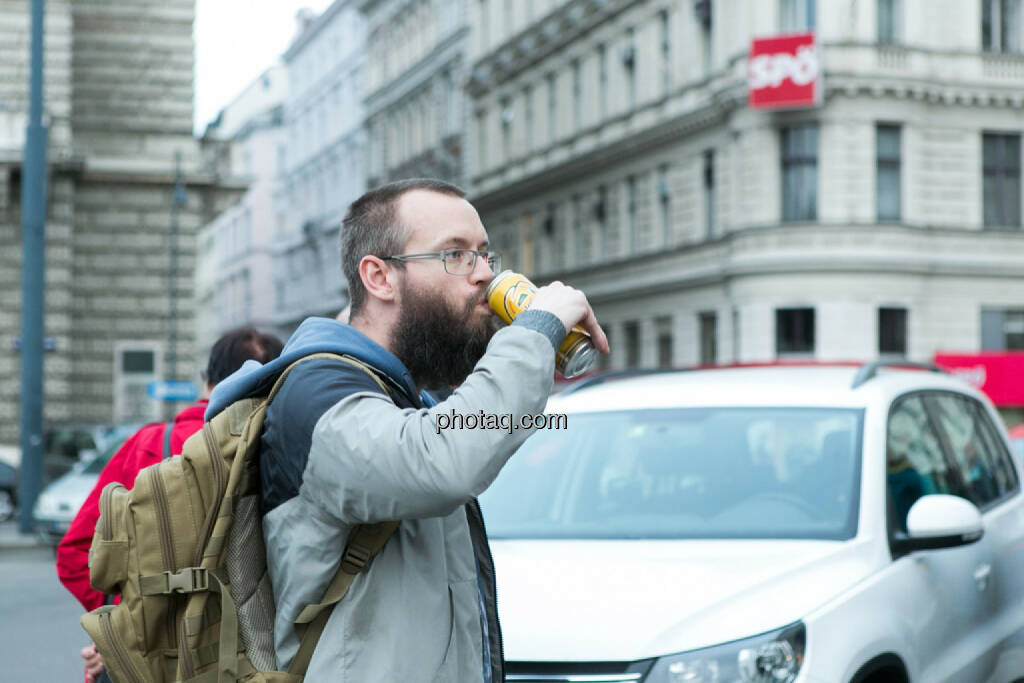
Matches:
[886,395,964,532]
[928,393,1018,508]
[480,407,862,540]
[81,431,135,475]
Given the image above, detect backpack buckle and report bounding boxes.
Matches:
[165,567,209,594]
[340,542,371,574]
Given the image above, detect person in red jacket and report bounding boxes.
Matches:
[57,327,283,683]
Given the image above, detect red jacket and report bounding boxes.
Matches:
[56,401,208,612]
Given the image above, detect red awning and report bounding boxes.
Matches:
[934,352,1024,407]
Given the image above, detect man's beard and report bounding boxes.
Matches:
[391,281,496,390]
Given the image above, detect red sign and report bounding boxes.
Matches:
[934,352,1024,407]
[748,33,820,110]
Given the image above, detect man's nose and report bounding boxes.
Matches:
[469,254,494,284]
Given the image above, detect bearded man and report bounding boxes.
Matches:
[204,178,608,682]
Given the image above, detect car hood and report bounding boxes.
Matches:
[36,472,97,519]
[491,538,878,662]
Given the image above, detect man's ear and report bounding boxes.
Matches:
[359,255,398,304]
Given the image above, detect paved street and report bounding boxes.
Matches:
[0,524,87,681]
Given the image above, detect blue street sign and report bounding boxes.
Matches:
[12,336,56,352]
[147,380,199,402]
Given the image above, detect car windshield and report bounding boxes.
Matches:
[81,430,135,475]
[480,407,863,541]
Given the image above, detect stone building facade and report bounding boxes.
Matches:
[196,65,287,362]
[0,0,239,443]
[467,0,1024,394]
[272,1,366,339]
[360,0,470,189]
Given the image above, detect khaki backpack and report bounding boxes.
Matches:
[82,353,398,683]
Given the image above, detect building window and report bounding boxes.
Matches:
[623,321,640,368]
[879,307,908,355]
[781,124,819,222]
[571,194,582,266]
[622,29,636,108]
[697,0,712,75]
[547,73,557,144]
[475,0,487,51]
[596,185,608,254]
[659,10,671,95]
[500,97,513,163]
[877,0,900,44]
[572,59,582,132]
[703,150,715,238]
[523,85,533,152]
[982,0,1022,52]
[781,0,815,32]
[598,43,608,119]
[983,133,1021,228]
[476,110,487,171]
[658,165,671,246]
[656,316,673,367]
[876,124,902,221]
[982,309,1024,350]
[699,312,717,365]
[627,175,637,253]
[776,307,815,355]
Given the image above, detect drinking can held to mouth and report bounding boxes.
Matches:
[486,270,598,378]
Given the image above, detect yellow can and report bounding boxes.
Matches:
[486,270,598,378]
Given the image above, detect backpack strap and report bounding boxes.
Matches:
[161,421,174,461]
[266,352,392,403]
[274,353,401,676]
[288,521,399,676]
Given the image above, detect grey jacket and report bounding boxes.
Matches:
[257,315,562,682]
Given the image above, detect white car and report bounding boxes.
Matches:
[479,363,1024,683]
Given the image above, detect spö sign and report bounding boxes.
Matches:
[748,32,820,110]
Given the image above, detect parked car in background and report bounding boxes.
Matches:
[0,460,17,522]
[480,362,1024,683]
[1010,424,1024,462]
[33,424,139,544]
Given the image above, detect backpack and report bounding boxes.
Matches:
[82,353,398,683]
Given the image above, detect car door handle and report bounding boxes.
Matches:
[974,563,992,591]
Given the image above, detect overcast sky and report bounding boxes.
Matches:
[194,0,333,134]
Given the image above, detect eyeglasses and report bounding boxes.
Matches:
[383,248,501,276]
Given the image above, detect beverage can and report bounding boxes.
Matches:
[486,270,598,378]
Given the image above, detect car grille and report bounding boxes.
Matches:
[505,660,654,683]
[506,676,642,682]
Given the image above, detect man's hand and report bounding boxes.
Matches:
[528,282,610,353]
[82,643,104,682]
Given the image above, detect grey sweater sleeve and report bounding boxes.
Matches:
[512,309,567,352]
[301,323,556,523]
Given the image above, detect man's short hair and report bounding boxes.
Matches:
[341,178,466,316]
[205,328,284,386]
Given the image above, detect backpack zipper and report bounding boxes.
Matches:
[99,483,121,541]
[194,424,226,565]
[148,466,178,654]
[99,608,145,683]
[179,424,226,681]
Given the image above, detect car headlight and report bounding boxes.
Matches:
[646,622,805,683]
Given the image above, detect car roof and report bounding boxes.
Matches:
[549,364,981,414]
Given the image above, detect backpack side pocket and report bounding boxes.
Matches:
[81,605,151,683]
[89,482,131,596]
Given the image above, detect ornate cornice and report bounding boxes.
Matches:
[467,0,632,97]
[471,82,744,209]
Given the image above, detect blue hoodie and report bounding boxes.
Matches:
[205,316,427,421]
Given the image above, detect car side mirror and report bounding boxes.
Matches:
[894,494,983,554]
